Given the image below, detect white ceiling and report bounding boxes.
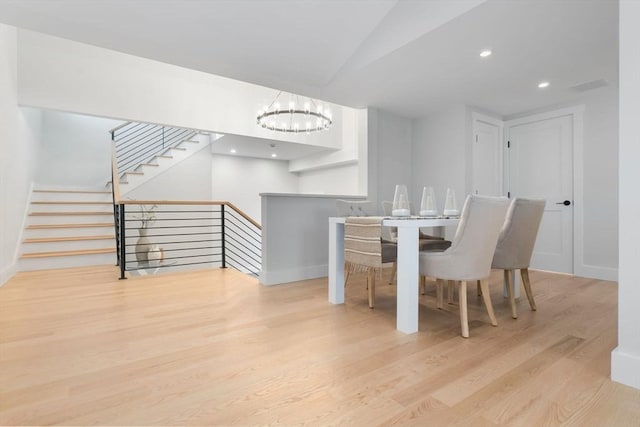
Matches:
[0,0,618,157]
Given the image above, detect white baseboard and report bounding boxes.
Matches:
[575,264,618,282]
[612,347,640,390]
[0,262,17,287]
[259,264,328,286]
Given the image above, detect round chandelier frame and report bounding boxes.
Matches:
[257,91,332,133]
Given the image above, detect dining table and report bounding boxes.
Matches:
[328,216,460,334]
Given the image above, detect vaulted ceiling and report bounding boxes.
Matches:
[0,0,618,118]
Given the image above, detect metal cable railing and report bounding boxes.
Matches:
[114,201,261,278]
[110,122,197,174]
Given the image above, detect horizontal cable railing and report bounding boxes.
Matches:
[110,122,197,175]
[114,200,261,278]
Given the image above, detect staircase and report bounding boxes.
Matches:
[18,187,116,271]
[109,123,220,195]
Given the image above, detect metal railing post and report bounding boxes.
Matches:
[119,204,127,280]
[221,204,226,268]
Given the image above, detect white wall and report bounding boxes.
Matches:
[16,29,347,151]
[124,148,213,201]
[580,87,618,271]
[411,105,468,215]
[37,111,118,187]
[0,24,42,285]
[366,108,415,214]
[297,164,359,195]
[612,0,640,390]
[211,155,299,222]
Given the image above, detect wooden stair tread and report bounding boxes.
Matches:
[31,201,111,205]
[172,147,187,151]
[33,189,110,194]
[20,248,116,259]
[27,223,113,229]
[123,171,144,175]
[24,235,114,243]
[141,163,159,167]
[157,155,173,159]
[29,212,113,216]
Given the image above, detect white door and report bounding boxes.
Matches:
[473,118,503,196]
[507,115,573,273]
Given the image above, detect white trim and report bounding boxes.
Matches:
[575,264,618,282]
[0,263,17,287]
[13,181,34,268]
[505,105,585,127]
[612,347,640,390]
[472,112,505,196]
[259,264,328,286]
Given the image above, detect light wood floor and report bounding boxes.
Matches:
[0,266,638,426]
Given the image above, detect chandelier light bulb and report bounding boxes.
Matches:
[289,101,295,112]
[274,102,280,112]
[304,102,310,113]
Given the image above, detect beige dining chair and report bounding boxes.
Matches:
[344,216,396,308]
[489,198,546,319]
[419,195,510,338]
[336,199,375,286]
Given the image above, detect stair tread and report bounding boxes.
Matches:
[141,163,159,167]
[123,171,144,175]
[157,155,173,159]
[31,201,111,205]
[172,147,188,151]
[24,235,114,243]
[33,189,110,194]
[21,248,116,258]
[27,223,113,229]
[29,212,112,216]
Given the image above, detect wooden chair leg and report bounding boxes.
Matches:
[367,268,376,309]
[504,269,517,319]
[521,268,537,311]
[436,278,445,309]
[389,262,397,285]
[459,281,469,338]
[447,280,455,304]
[479,279,498,326]
[420,275,426,295]
[344,264,351,287]
[477,280,482,296]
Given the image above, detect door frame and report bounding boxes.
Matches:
[472,112,505,196]
[505,105,591,278]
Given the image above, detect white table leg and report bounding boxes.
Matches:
[502,270,521,298]
[328,220,345,304]
[396,226,420,334]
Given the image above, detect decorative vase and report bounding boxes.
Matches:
[419,186,438,216]
[443,188,460,216]
[392,184,411,217]
[135,227,151,263]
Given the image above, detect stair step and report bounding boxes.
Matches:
[172,147,187,151]
[20,248,116,259]
[33,189,110,194]
[141,163,159,167]
[31,201,111,205]
[124,171,144,175]
[24,235,113,243]
[27,223,113,229]
[29,212,113,216]
[157,155,173,159]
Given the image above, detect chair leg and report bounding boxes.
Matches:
[504,269,517,319]
[420,275,426,295]
[367,268,376,309]
[479,279,498,326]
[344,264,351,287]
[459,281,469,338]
[521,268,537,311]
[447,280,456,304]
[477,280,482,296]
[389,262,397,285]
[436,278,445,309]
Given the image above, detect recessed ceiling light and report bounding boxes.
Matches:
[537,81,550,89]
[230,149,236,154]
[479,49,492,58]
[271,153,277,158]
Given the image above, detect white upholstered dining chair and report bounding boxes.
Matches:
[419,195,510,338]
[490,198,545,319]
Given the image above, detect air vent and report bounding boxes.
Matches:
[570,79,609,93]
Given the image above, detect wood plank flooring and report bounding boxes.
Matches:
[0,266,638,426]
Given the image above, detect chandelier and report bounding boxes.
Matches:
[257,91,332,133]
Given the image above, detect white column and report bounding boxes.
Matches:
[612,0,640,390]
